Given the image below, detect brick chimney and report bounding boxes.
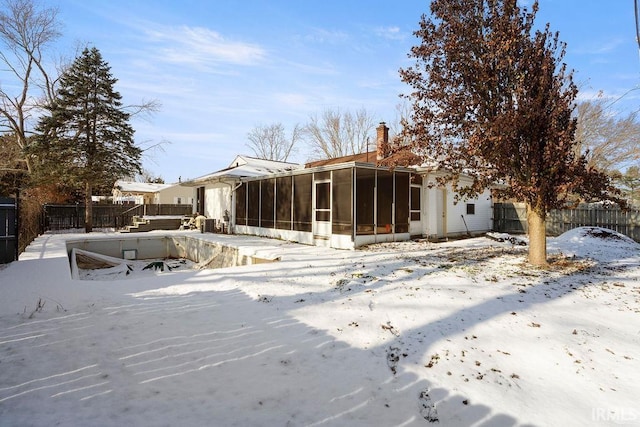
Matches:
[376,122,389,161]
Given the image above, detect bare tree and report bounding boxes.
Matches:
[0,0,61,173]
[125,168,165,184]
[574,96,640,173]
[246,122,300,161]
[613,166,640,207]
[388,100,413,146]
[304,107,377,159]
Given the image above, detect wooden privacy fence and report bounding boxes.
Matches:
[42,204,193,232]
[493,203,640,242]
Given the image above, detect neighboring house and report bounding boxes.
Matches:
[112,181,194,205]
[184,123,492,249]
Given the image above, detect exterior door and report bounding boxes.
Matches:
[436,188,447,238]
[196,186,205,215]
[314,181,331,239]
[409,185,423,236]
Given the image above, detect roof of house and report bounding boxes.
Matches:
[114,180,174,194]
[184,155,303,185]
[305,147,422,169]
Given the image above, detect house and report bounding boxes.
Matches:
[181,156,302,227]
[112,181,194,206]
[183,123,493,249]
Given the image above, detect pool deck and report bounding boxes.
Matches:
[2,229,336,313]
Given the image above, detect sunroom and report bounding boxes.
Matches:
[233,163,416,249]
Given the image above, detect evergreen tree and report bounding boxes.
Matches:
[31,47,141,232]
[399,0,623,266]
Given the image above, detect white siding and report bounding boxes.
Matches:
[204,183,232,222]
[157,185,195,205]
[418,173,493,239]
[444,189,493,236]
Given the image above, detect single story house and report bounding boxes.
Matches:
[113,181,194,206]
[183,123,493,249]
[181,156,302,226]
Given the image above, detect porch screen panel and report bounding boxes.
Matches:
[235,183,247,225]
[276,176,292,229]
[355,168,375,235]
[247,180,260,227]
[332,168,352,235]
[395,172,410,233]
[261,178,275,228]
[377,170,393,234]
[314,171,331,181]
[293,174,312,232]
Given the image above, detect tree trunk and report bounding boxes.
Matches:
[526,202,547,266]
[84,181,93,233]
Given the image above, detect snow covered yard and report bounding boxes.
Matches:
[0,228,638,426]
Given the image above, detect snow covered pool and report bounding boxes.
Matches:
[65,235,279,280]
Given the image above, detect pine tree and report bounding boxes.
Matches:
[31,47,141,232]
[399,0,623,266]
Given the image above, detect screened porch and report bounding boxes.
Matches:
[233,164,416,249]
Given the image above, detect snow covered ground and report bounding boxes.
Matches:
[0,228,638,426]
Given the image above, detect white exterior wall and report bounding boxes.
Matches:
[418,173,493,239]
[203,183,232,222]
[444,188,493,236]
[157,185,195,205]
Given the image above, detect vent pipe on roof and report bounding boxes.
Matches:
[376,122,389,161]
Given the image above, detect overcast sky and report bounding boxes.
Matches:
[31,0,640,182]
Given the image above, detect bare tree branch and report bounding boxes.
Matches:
[246,122,300,161]
[0,0,61,172]
[574,95,640,173]
[123,98,162,121]
[303,107,376,160]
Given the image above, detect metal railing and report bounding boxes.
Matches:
[42,204,193,231]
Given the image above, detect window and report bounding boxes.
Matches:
[466,203,475,215]
[410,186,421,221]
